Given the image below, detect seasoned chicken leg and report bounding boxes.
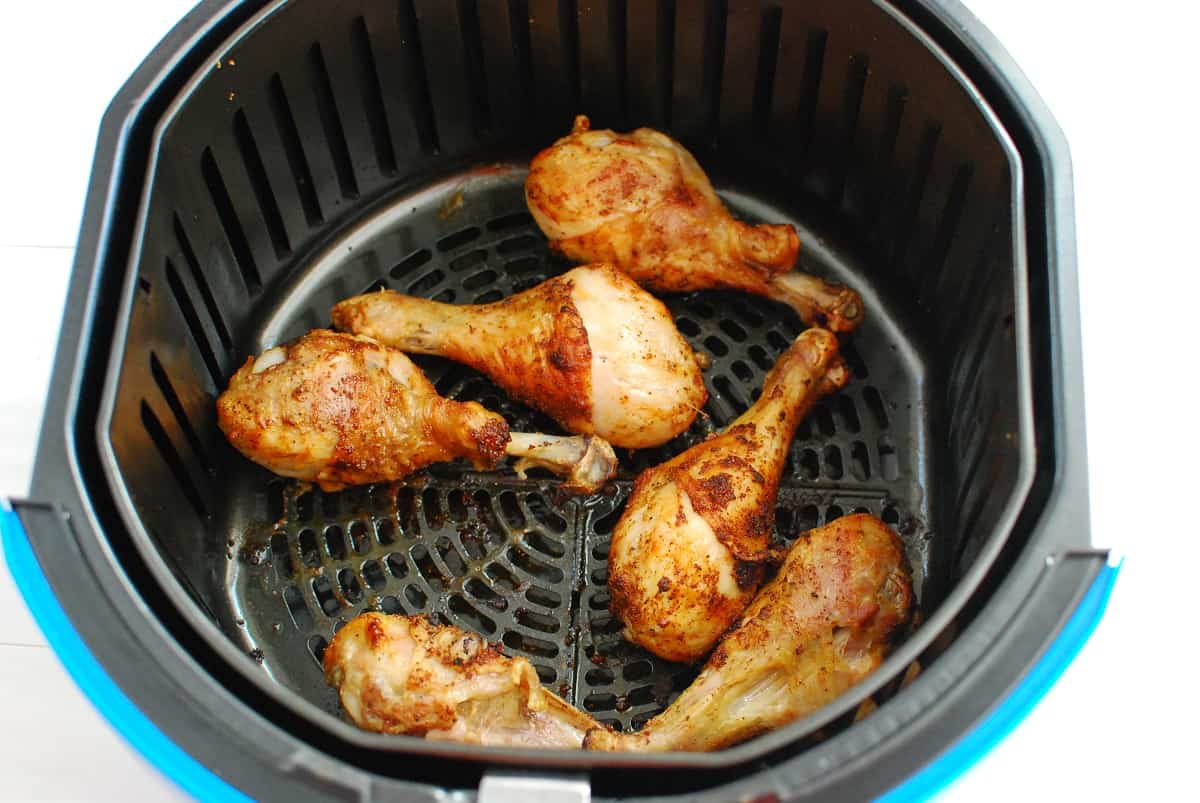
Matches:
[585,514,912,752]
[333,263,707,449]
[325,613,602,748]
[526,116,864,332]
[216,330,615,492]
[607,329,848,662]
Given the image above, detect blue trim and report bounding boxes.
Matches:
[877,557,1121,803]
[0,507,252,803]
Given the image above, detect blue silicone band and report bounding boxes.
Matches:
[0,506,251,803]
[877,556,1120,802]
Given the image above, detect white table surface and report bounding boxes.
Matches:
[0,1,1193,800]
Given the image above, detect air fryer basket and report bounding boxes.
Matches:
[11,0,1104,800]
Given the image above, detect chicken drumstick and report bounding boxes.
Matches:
[333,263,707,450]
[525,116,864,332]
[586,514,912,752]
[324,613,602,748]
[607,328,848,662]
[216,330,615,493]
[325,515,910,753]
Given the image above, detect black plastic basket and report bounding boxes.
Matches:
[1,0,1112,800]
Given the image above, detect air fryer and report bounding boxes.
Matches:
[1,0,1113,801]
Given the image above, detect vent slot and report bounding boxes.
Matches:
[560,0,582,111]
[338,568,364,604]
[503,629,559,659]
[797,29,828,158]
[267,74,324,225]
[307,635,328,667]
[284,586,314,630]
[448,594,497,634]
[701,0,729,138]
[879,436,900,481]
[139,401,207,518]
[148,352,211,473]
[397,0,440,153]
[164,259,223,388]
[348,521,371,553]
[308,43,359,199]
[271,532,294,579]
[891,122,942,270]
[437,226,482,252]
[200,148,261,293]
[298,528,320,567]
[386,551,409,579]
[324,525,347,560]
[863,386,890,430]
[312,575,340,616]
[362,560,387,591]
[657,0,677,126]
[866,83,908,230]
[232,109,292,259]
[507,0,536,118]
[451,249,488,272]
[610,0,630,124]
[836,395,862,433]
[456,0,492,132]
[751,5,782,137]
[391,248,433,279]
[350,17,398,176]
[823,445,844,479]
[487,212,534,231]
[842,340,869,379]
[924,163,974,296]
[831,54,870,204]
[172,215,232,350]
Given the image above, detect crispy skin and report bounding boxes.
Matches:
[334,276,591,432]
[333,263,706,449]
[607,329,849,662]
[216,330,508,491]
[585,514,913,752]
[526,116,863,332]
[325,613,602,748]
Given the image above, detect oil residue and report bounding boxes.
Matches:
[234,519,275,566]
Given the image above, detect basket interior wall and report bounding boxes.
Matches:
[106,0,1024,738]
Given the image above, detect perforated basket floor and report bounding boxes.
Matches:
[226,170,930,732]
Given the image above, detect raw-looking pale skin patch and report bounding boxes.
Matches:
[568,264,705,448]
[251,345,286,373]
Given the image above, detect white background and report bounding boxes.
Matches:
[0,1,1195,800]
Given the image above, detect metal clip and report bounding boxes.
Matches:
[477,772,590,803]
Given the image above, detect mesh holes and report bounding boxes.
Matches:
[233,206,925,726]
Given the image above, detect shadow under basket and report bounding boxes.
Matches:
[8,0,1107,801]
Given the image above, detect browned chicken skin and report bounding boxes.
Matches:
[333,263,707,449]
[585,514,912,752]
[216,330,616,492]
[326,515,911,753]
[607,329,849,662]
[526,116,864,332]
[324,613,601,748]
